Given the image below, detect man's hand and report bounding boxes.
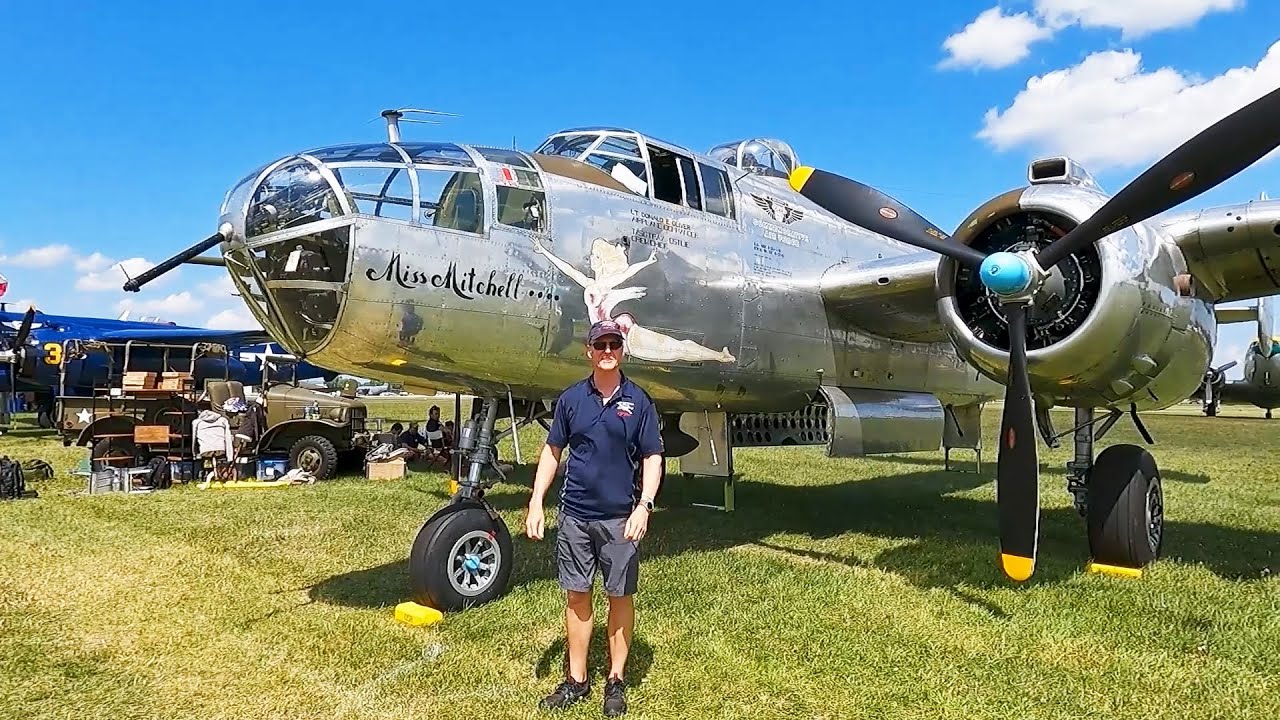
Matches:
[623,505,649,541]
[526,502,545,540]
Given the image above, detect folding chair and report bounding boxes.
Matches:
[423,428,450,466]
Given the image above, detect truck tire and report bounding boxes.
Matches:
[289,435,338,480]
[91,437,138,472]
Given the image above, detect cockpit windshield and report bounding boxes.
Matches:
[534,131,649,196]
[707,138,799,179]
[225,141,488,355]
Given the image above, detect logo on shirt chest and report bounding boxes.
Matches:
[615,400,634,418]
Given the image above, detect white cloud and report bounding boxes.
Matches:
[1036,0,1244,39]
[114,291,203,321]
[197,274,238,298]
[941,1,1245,69]
[977,41,1280,171]
[75,257,178,292]
[3,297,40,313]
[939,8,1053,70]
[0,243,73,268]
[74,252,113,273]
[205,307,262,331]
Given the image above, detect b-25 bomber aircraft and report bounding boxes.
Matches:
[1196,293,1280,418]
[127,92,1280,610]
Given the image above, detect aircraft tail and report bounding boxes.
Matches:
[1260,294,1277,356]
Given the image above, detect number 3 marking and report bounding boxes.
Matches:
[42,342,62,365]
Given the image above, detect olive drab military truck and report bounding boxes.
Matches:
[56,340,371,481]
[204,376,371,479]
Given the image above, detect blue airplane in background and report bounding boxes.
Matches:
[1,303,338,427]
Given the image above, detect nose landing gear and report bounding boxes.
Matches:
[409,396,518,612]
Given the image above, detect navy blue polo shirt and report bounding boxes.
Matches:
[546,373,663,521]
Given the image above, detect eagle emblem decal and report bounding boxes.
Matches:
[751,194,804,224]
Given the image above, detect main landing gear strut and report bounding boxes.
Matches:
[408,395,540,612]
[1047,407,1164,570]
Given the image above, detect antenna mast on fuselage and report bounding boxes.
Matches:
[379,107,461,143]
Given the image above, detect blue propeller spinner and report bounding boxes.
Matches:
[979,252,1033,296]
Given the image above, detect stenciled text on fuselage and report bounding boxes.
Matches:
[365,253,524,301]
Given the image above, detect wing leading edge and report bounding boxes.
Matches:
[97,327,273,346]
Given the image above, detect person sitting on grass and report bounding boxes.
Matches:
[397,421,429,461]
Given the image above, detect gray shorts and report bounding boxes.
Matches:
[556,513,640,597]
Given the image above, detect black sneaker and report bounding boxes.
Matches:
[539,677,589,710]
[602,677,627,717]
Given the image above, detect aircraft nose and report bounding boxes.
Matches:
[218,155,354,355]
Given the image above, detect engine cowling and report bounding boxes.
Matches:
[935,182,1214,411]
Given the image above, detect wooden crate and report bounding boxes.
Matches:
[123,371,157,389]
[133,425,170,444]
[366,459,406,480]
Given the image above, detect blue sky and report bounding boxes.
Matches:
[0,1,1277,379]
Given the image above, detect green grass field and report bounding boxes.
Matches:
[2,399,1279,719]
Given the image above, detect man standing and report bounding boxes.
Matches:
[526,319,664,717]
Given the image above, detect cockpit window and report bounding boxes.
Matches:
[330,166,414,222]
[594,136,642,157]
[307,143,406,164]
[708,138,800,179]
[474,147,533,168]
[419,168,484,234]
[582,154,648,195]
[246,159,345,239]
[700,162,734,218]
[398,142,475,167]
[537,134,598,159]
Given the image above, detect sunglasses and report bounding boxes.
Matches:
[592,340,623,351]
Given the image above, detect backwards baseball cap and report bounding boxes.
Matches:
[587,319,625,343]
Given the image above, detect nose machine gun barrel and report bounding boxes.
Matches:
[122,225,229,292]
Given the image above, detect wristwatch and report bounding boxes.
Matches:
[639,496,655,512]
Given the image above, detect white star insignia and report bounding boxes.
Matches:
[76,409,93,425]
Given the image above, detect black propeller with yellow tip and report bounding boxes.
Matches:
[3,306,37,395]
[787,83,1280,582]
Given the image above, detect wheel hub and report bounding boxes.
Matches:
[1146,477,1164,553]
[299,448,321,472]
[449,530,500,596]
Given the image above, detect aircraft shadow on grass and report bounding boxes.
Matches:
[854,453,1212,484]
[310,455,1271,615]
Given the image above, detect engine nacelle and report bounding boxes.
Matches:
[935,181,1214,411]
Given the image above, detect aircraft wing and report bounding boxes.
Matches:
[1214,306,1258,324]
[1213,380,1280,408]
[1161,199,1280,303]
[817,253,947,343]
[96,327,274,346]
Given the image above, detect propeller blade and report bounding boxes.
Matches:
[1216,360,1238,374]
[790,167,988,268]
[13,307,35,347]
[996,302,1039,582]
[1036,85,1280,270]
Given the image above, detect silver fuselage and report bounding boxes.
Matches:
[216,133,1001,414]
[214,130,1243,417]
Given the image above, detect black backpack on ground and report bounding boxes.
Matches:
[1,456,32,500]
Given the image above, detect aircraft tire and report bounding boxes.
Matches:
[409,505,513,612]
[289,435,338,480]
[1086,444,1163,569]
